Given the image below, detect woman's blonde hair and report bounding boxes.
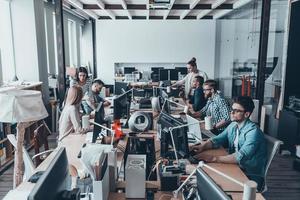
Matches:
[65,85,83,105]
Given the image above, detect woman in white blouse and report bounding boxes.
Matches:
[172,57,208,99]
[58,85,86,141]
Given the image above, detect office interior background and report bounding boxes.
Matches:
[0,0,300,199]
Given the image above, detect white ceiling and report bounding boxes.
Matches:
[64,0,255,20]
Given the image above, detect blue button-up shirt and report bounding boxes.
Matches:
[211,119,267,180]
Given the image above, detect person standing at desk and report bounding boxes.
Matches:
[58,85,87,141]
[187,75,206,113]
[172,57,208,99]
[191,96,267,191]
[70,67,92,114]
[195,79,231,133]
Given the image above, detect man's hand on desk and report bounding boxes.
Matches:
[194,153,217,163]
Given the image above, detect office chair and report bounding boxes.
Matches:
[262,134,283,193]
[7,122,54,182]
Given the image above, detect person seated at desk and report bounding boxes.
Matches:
[191,96,267,191]
[186,75,206,113]
[58,85,88,141]
[172,57,208,99]
[83,79,111,116]
[194,79,231,133]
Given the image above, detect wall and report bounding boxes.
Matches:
[81,21,94,73]
[96,20,216,84]
[0,0,16,82]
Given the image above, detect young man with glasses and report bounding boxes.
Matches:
[194,79,231,133]
[190,96,267,191]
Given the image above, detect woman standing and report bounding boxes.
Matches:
[58,85,86,141]
[172,57,208,99]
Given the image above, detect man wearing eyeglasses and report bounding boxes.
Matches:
[194,79,231,133]
[191,96,267,191]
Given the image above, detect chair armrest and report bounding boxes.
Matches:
[31,149,54,161]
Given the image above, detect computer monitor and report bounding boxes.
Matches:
[92,105,106,143]
[124,67,136,74]
[151,67,164,75]
[28,147,70,200]
[113,89,132,122]
[158,112,189,159]
[169,69,179,80]
[159,69,169,81]
[186,115,202,142]
[115,81,129,95]
[160,90,170,114]
[196,168,231,200]
[175,67,188,75]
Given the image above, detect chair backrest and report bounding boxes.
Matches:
[263,134,283,192]
[33,123,50,167]
[6,134,35,181]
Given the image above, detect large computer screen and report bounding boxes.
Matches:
[159,69,169,81]
[158,112,189,159]
[28,147,70,200]
[124,67,136,74]
[196,168,231,200]
[169,69,179,80]
[175,67,188,75]
[113,90,132,121]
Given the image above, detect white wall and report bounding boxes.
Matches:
[96,20,216,84]
[81,21,94,73]
[0,0,15,82]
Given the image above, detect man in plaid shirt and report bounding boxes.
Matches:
[196,80,231,134]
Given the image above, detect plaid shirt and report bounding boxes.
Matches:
[200,93,231,131]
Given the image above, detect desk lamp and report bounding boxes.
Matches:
[90,121,115,146]
[172,161,257,200]
[0,90,48,188]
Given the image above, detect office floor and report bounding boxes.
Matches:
[1,137,300,199]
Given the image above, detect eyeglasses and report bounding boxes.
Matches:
[231,108,245,114]
[203,88,212,91]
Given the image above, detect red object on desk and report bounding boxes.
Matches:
[241,76,245,96]
[112,120,123,138]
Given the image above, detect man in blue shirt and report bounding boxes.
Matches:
[191,96,267,191]
[187,75,206,113]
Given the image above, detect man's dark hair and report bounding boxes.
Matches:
[233,96,255,113]
[203,79,218,90]
[93,79,104,86]
[194,76,204,86]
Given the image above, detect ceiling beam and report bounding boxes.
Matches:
[119,0,132,19]
[96,0,115,19]
[213,0,253,19]
[197,0,226,19]
[196,9,211,19]
[164,0,176,20]
[67,0,98,19]
[211,0,227,9]
[180,0,201,19]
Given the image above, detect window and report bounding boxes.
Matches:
[0,0,15,82]
[53,12,58,74]
[68,19,77,67]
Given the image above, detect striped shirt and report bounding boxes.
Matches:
[200,93,231,131]
[70,77,92,100]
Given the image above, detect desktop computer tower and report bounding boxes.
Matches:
[125,154,146,198]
